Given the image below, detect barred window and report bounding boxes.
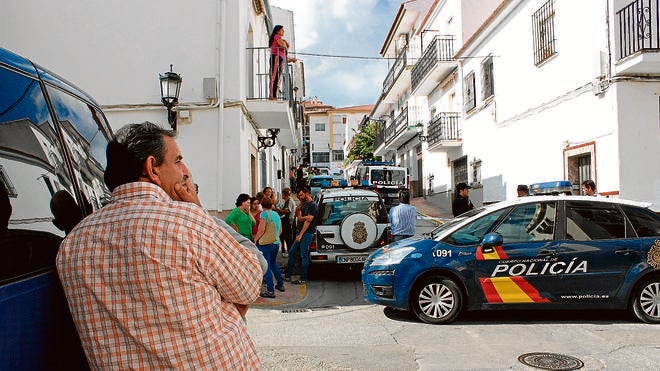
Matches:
[481,56,494,100]
[332,150,344,161]
[463,72,476,112]
[315,123,325,131]
[532,0,556,65]
[312,152,330,163]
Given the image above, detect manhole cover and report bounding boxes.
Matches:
[518,352,584,370]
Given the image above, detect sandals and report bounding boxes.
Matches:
[291,280,306,285]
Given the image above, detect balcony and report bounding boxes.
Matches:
[244,46,298,147]
[374,107,420,156]
[411,36,457,96]
[615,0,660,74]
[426,112,462,151]
[382,47,414,100]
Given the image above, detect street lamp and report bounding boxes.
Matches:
[258,128,280,149]
[416,123,427,142]
[159,64,182,130]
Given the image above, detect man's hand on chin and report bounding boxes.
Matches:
[175,178,202,207]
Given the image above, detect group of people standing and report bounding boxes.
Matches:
[225,185,317,298]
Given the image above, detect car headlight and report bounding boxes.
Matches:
[371,246,416,266]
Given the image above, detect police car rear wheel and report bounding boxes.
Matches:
[411,275,462,324]
[632,277,660,324]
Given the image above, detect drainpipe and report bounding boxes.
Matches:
[216,0,226,212]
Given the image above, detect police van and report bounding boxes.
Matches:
[353,161,408,209]
[1,47,113,368]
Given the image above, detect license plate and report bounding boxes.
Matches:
[337,255,368,264]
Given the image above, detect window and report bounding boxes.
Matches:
[566,204,626,240]
[494,202,556,243]
[332,150,344,161]
[315,123,326,131]
[0,166,17,197]
[463,72,476,112]
[481,56,494,100]
[621,205,660,237]
[312,152,329,163]
[443,208,509,246]
[532,0,556,65]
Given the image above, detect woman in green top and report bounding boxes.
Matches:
[225,193,255,240]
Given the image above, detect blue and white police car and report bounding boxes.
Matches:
[362,193,660,324]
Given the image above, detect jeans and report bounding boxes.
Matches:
[286,231,314,281]
[257,242,283,292]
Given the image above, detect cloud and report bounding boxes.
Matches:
[270,0,399,107]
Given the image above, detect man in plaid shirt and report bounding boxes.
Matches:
[56,122,263,369]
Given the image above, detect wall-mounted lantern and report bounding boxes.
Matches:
[159,64,182,130]
[258,128,280,149]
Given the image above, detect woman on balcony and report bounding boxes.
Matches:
[268,25,296,100]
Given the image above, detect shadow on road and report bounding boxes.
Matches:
[383,306,635,325]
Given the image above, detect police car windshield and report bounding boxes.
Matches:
[430,207,486,239]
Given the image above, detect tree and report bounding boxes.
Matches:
[348,120,382,162]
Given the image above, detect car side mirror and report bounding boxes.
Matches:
[480,232,503,253]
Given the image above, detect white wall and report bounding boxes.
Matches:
[0,0,283,212]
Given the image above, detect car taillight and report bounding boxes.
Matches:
[309,237,317,252]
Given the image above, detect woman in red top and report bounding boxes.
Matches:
[268,25,295,99]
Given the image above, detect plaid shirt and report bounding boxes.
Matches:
[57,182,262,370]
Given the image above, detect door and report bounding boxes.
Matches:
[554,200,641,301]
[475,201,559,304]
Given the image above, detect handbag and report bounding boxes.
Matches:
[259,212,278,245]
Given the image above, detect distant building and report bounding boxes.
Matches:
[303,99,372,177]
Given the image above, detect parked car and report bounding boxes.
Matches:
[309,175,336,197]
[1,47,113,368]
[362,195,660,324]
[310,188,390,266]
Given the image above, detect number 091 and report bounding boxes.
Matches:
[433,249,452,258]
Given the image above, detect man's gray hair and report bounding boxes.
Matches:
[104,122,176,191]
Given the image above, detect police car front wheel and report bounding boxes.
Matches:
[411,275,463,324]
[632,276,660,324]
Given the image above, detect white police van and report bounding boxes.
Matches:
[354,161,408,209]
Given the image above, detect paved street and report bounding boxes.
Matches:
[247,199,660,370]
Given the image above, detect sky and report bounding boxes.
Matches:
[269,0,401,108]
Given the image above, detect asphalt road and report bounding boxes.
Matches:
[246,215,660,370]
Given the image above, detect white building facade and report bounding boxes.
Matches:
[0,0,304,214]
[372,0,660,210]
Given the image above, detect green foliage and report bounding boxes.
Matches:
[348,120,382,162]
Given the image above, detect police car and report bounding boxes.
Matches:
[311,188,390,265]
[362,194,660,324]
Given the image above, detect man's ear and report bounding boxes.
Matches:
[142,156,161,185]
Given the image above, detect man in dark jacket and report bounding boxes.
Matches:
[452,182,474,217]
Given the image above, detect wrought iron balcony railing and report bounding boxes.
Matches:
[617,0,660,60]
[382,48,409,95]
[411,36,455,90]
[246,46,295,106]
[426,112,461,146]
[383,107,408,143]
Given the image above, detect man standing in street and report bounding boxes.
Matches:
[452,182,475,217]
[517,184,530,197]
[285,186,318,285]
[581,179,598,196]
[389,189,417,241]
[56,122,263,369]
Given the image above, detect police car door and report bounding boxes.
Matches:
[554,200,642,301]
[475,201,560,305]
